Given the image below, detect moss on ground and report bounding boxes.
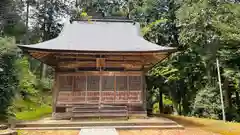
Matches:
[11,92,52,121]
[15,105,52,121]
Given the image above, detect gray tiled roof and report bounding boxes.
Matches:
[18,19,176,53]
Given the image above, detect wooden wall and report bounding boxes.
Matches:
[54,71,145,108]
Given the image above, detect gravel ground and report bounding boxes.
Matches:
[18,128,220,135]
[18,130,79,135]
[118,128,220,135]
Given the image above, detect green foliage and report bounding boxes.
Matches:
[12,91,51,106]
[141,19,168,36]
[0,37,18,119]
[0,37,51,120]
[15,105,52,120]
[15,57,37,96]
[36,78,53,91]
[143,0,240,120]
[152,95,173,114]
[192,86,221,119]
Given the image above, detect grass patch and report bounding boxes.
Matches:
[15,105,52,121]
[159,114,240,135]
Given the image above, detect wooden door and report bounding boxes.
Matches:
[115,75,128,104]
[86,75,100,103]
[72,76,86,104]
[101,75,115,103]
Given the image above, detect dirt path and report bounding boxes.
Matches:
[19,128,220,135]
[18,130,79,135]
[118,128,220,135]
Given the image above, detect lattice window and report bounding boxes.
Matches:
[116,76,127,91]
[74,76,86,91]
[87,76,100,91]
[129,76,141,91]
[59,76,73,91]
[102,76,114,91]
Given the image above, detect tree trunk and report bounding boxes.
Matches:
[223,78,233,121]
[236,91,240,109]
[40,63,47,79]
[223,78,232,109]
[172,101,179,115]
[178,101,182,115]
[159,90,163,113]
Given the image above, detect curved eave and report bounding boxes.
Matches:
[20,46,176,69]
[18,44,177,54]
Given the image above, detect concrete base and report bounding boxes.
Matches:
[52,112,71,120]
[52,112,148,120]
[14,117,184,130]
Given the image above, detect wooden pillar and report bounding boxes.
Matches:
[52,72,59,117]
[99,73,102,106]
[127,74,130,107]
[114,74,116,103]
[71,75,75,103]
[142,71,147,112]
[85,74,88,103]
[52,72,56,114]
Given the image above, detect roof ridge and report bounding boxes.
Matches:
[71,18,134,23]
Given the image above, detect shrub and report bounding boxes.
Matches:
[192,85,222,119]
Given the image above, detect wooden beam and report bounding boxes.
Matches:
[28,50,168,67]
[55,55,147,62]
[57,71,142,76]
[105,55,145,61]
[58,61,143,69]
[30,52,52,59]
[58,61,96,68]
[55,55,97,59]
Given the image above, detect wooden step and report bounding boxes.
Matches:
[101,106,127,110]
[72,110,127,113]
[73,105,99,108]
[72,110,99,113]
[72,113,127,117]
[72,107,99,111]
[71,104,129,119]
[100,110,127,113]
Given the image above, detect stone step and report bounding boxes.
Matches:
[14,125,184,130]
[80,128,118,135]
[15,120,178,128]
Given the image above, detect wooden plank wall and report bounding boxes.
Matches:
[55,71,144,105]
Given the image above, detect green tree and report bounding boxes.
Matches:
[0,37,18,119]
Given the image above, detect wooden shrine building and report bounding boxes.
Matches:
[18,19,176,120]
